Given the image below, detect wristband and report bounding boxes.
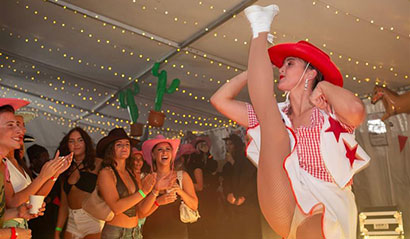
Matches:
[51,176,57,182]
[10,227,17,239]
[151,189,159,197]
[154,200,160,207]
[55,227,63,232]
[138,189,146,198]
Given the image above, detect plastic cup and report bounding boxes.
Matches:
[29,195,45,214]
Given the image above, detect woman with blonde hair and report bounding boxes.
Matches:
[140,135,198,239]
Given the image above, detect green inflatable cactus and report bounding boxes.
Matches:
[152,62,180,112]
[118,83,140,123]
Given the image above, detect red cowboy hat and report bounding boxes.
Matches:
[0,98,30,111]
[192,136,212,148]
[176,143,198,159]
[96,128,138,158]
[268,41,343,87]
[142,135,180,167]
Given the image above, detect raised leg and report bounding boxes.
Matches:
[245,5,296,237]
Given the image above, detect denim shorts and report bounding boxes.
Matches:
[101,224,140,239]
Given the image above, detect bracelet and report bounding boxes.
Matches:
[154,200,160,207]
[50,176,57,182]
[10,227,17,239]
[55,227,63,232]
[151,189,159,197]
[138,189,146,198]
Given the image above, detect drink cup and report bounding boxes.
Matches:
[29,195,45,214]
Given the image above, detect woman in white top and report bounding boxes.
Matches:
[3,114,73,228]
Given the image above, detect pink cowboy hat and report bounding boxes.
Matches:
[192,136,212,148]
[142,135,180,167]
[0,98,30,111]
[131,148,143,157]
[268,41,343,87]
[176,143,198,159]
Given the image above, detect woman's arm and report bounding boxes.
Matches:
[210,71,250,127]
[98,168,153,215]
[5,153,71,208]
[192,168,203,192]
[310,81,365,127]
[175,171,198,210]
[54,183,68,239]
[5,173,49,208]
[0,228,31,239]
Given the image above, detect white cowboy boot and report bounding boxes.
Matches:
[245,4,279,39]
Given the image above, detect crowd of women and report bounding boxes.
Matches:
[0,97,261,239]
[0,3,371,239]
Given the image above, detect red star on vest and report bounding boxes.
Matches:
[343,140,362,167]
[325,116,348,142]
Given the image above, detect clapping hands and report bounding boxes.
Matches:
[40,151,73,180]
[154,172,176,191]
[141,173,157,194]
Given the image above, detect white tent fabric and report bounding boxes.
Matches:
[354,99,410,233]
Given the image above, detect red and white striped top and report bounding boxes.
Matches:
[246,103,354,183]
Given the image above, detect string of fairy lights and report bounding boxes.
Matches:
[15,0,244,87]
[0,50,237,131]
[1,86,192,138]
[311,0,409,40]
[37,0,409,92]
[0,29,232,129]
[17,0,407,96]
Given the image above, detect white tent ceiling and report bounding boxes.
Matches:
[0,0,409,141]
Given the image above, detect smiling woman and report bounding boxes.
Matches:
[0,98,49,239]
[140,135,198,239]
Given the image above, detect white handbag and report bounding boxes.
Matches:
[177,171,200,223]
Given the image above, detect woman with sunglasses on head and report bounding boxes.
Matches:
[139,136,198,239]
[2,102,72,230]
[212,4,370,239]
[0,98,51,239]
[55,127,102,239]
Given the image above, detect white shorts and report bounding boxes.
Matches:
[287,206,323,239]
[66,208,105,238]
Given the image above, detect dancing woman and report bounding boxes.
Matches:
[212,4,370,239]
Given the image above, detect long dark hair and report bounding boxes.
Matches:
[102,140,134,173]
[57,127,96,172]
[0,105,15,114]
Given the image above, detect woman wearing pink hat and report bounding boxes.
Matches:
[211,4,370,239]
[140,135,198,239]
[0,98,60,239]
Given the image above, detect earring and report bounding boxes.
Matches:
[304,79,309,90]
